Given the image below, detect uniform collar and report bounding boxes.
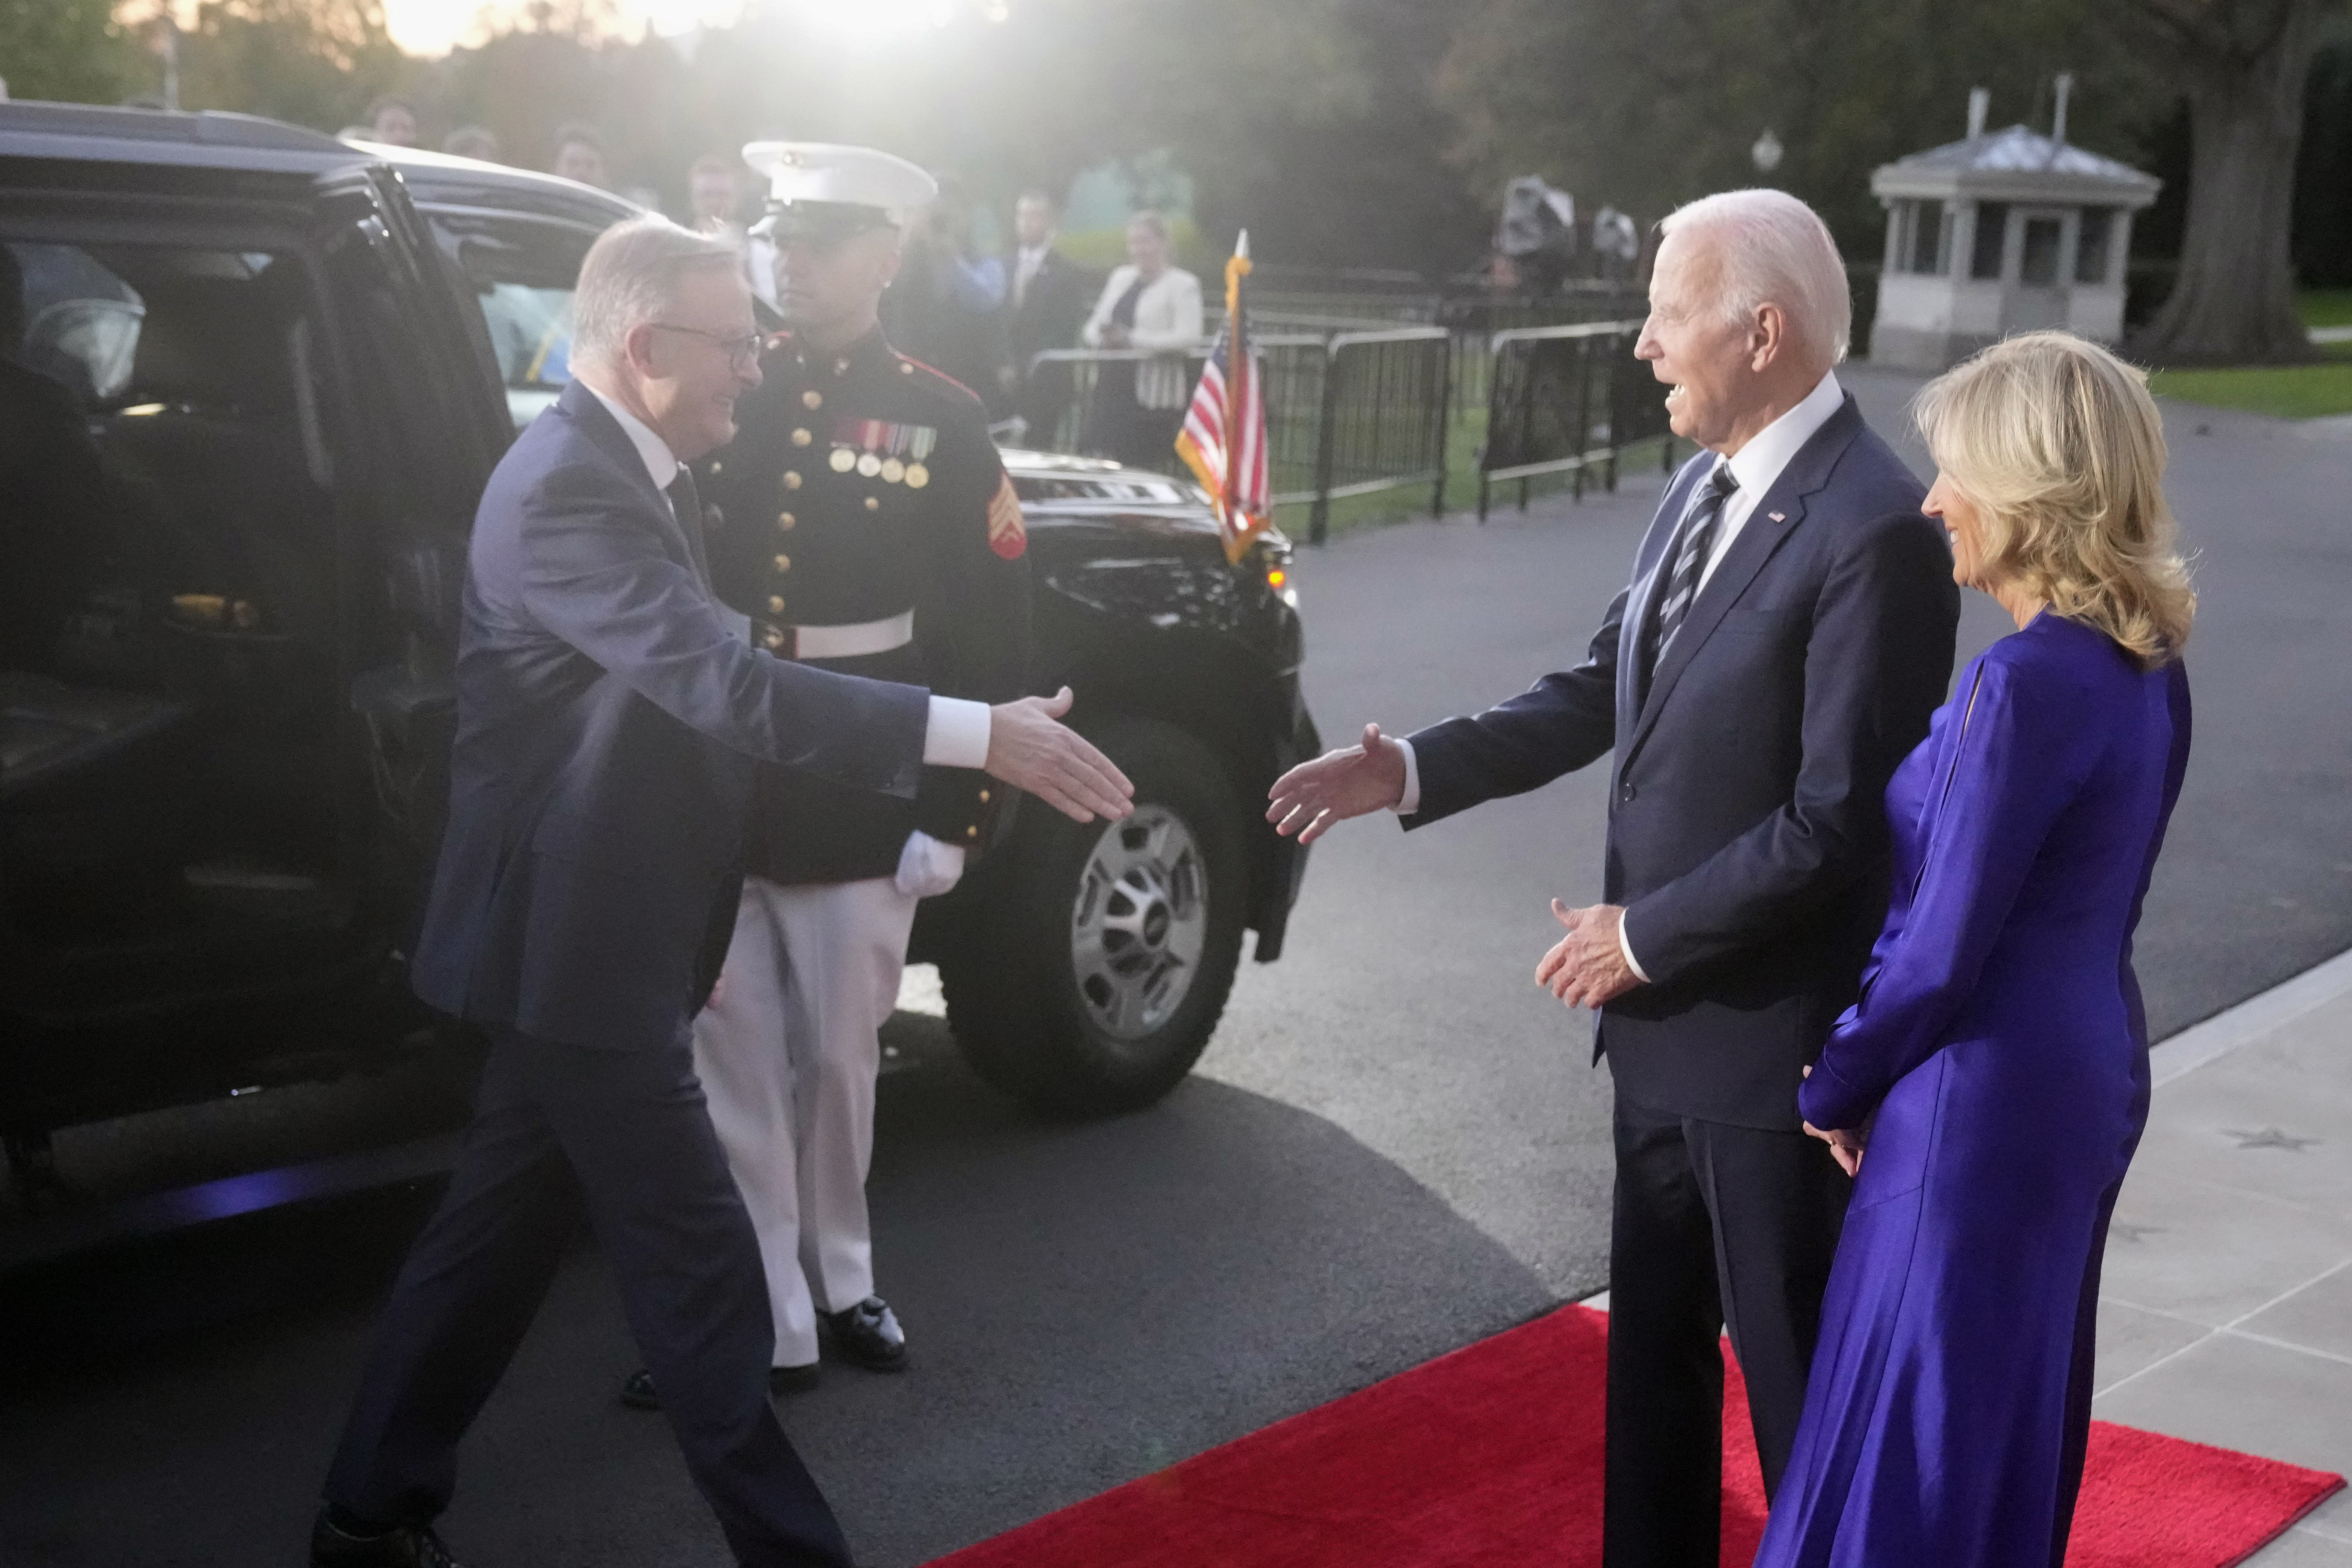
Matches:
[580,380,681,491]
[779,324,893,381]
[1723,370,1843,499]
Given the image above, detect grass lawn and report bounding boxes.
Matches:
[2301,289,2352,329]
[1271,404,1680,541]
[2149,340,2352,421]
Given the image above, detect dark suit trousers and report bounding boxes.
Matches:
[1604,1091,1849,1568]
[324,1024,851,1568]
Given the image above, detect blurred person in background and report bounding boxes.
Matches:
[1005,188,1096,445]
[690,153,750,242]
[880,178,1013,416]
[1078,209,1202,472]
[363,95,418,147]
[551,122,608,189]
[689,152,775,306]
[443,125,501,162]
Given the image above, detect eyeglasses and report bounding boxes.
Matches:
[650,323,764,369]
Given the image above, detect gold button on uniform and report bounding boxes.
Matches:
[801,389,822,409]
[864,496,879,511]
[773,553,791,572]
[761,628,784,651]
[767,594,786,614]
[965,824,979,838]
[775,511,795,531]
[978,789,991,803]
[710,460,724,475]
[791,428,812,447]
[782,471,802,490]
[900,362,914,375]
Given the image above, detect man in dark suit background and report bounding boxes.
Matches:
[1266,190,1958,1568]
[312,215,1131,1568]
[1004,189,1096,445]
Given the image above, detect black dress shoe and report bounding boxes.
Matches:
[620,1363,820,1409]
[820,1297,907,1372]
[311,1505,468,1567]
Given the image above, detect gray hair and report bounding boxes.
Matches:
[1658,189,1851,367]
[571,215,744,373]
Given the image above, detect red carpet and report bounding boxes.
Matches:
[929,1305,2343,1568]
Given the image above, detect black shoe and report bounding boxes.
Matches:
[820,1297,907,1372]
[620,1363,820,1410]
[310,1505,468,1567]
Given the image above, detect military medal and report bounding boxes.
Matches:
[832,417,937,488]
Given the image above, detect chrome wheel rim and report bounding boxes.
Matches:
[1068,804,1209,1043]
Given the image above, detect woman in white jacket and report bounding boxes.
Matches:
[1078,210,1204,471]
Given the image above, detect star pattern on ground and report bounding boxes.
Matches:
[2222,1126,2320,1152]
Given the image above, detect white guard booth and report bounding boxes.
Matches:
[1868,98,2160,371]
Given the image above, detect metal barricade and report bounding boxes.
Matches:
[1021,331,1448,546]
[1476,320,1676,520]
[1298,326,1451,544]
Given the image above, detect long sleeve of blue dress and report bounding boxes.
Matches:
[1799,650,2089,1132]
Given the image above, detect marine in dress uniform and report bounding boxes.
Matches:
[620,144,1033,1409]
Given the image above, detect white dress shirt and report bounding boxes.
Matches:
[1390,370,1845,983]
[580,381,991,770]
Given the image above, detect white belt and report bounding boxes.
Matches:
[788,609,914,660]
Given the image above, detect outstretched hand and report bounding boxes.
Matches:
[1266,723,1408,844]
[985,687,1135,824]
[1800,1066,1866,1176]
[1534,899,1641,1010]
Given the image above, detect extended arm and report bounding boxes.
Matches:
[1400,584,1628,828]
[1620,513,1957,982]
[518,462,928,795]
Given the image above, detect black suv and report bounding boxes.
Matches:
[0,104,1317,1200]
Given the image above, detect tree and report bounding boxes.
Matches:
[2123,0,2347,364]
[0,0,139,104]
[1436,0,2155,263]
[176,0,413,131]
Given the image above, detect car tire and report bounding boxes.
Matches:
[942,720,1247,1116]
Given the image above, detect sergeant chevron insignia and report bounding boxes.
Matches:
[988,474,1026,560]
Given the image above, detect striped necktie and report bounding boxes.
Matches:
[1649,463,1740,663]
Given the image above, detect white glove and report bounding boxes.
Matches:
[894,830,967,899]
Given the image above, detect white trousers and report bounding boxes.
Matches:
[690,874,919,1366]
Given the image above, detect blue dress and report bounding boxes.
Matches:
[1755,612,2192,1567]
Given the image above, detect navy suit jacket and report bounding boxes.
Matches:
[1407,395,1958,1129]
[409,382,931,1052]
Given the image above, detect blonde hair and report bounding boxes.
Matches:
[1914,331,2195,667]
[1659,188,1852,367]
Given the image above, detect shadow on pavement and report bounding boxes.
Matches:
[0,1022,1555,1568]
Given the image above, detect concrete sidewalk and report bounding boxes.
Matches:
[2098,948,2352,1562]
[1575,948,2352,1556]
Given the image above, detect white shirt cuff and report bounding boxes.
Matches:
[1617,911,1652,985]
[1391,737,1422,816]
[923,695,993,769]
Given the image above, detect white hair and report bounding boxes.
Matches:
[1658,189,1851,367]
[571,215,744,373]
